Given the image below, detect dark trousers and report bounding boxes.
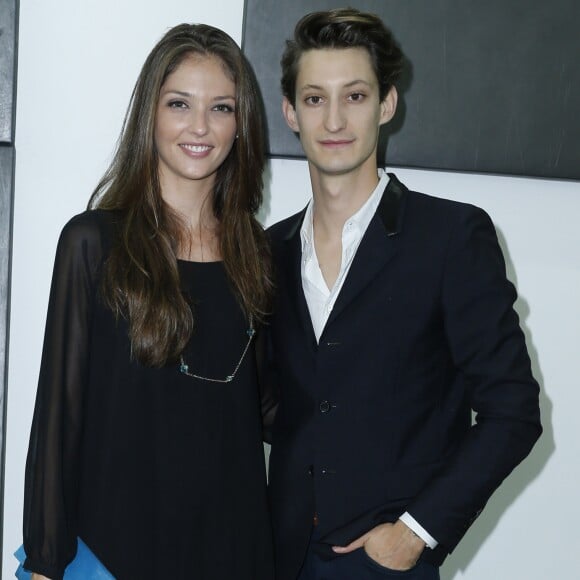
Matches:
[297,531,440,580]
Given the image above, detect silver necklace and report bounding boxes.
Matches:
[179,316,255,383]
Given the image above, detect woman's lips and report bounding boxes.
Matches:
[179,143,213,157]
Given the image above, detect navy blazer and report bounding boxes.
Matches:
[266,174,542,579]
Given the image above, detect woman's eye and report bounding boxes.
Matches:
[305,96,323,105]
[168,100,188,109]
[213,104,235,113]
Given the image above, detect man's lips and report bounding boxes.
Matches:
[318,139,355,147]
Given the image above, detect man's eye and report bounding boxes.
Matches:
[348,93,365,102]
[305,96,323,105]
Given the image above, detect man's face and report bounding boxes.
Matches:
[283,47,396,181]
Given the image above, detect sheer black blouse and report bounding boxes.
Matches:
[23,210,274,579]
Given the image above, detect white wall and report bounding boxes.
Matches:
[4,1,579,578]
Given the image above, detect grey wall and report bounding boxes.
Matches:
[1,0,17,144]
[0,0,18,567]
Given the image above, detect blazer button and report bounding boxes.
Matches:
[319,400,331,413]
[307,464,314,477]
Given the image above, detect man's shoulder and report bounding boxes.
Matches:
[399,180,490,226]
[376,173,491,242]
[404,185,478,214]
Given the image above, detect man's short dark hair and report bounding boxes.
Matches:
[281,7,404,106]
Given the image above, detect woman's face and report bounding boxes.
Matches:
[155,54,237,193]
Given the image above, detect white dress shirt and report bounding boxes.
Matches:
[300,170,438,549]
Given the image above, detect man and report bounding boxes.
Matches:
[265,7,542,580]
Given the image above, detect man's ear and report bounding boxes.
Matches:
[282,97,300,133]
[379,86,398,125]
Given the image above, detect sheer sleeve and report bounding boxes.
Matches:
[23,211,108,580]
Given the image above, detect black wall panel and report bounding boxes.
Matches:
[243,0,580,179]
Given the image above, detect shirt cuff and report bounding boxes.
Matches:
[399,512,439,549]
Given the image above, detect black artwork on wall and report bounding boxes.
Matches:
[242,0,580,180]
[0,0,18,562]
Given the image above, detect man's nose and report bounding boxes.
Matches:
[324,100,346,132]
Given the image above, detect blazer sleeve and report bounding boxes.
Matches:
[405,205,542,554]
[23,213,105,580]
[255,322,280,444]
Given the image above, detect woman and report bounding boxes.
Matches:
[22,23,274,580]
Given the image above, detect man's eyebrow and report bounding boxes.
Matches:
[344,79,373,88]
[298,79,374,92]
[299,84,324,92]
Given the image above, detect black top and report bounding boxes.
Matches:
[23,210,274,580]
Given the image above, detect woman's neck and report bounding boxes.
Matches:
[160,180,221,262]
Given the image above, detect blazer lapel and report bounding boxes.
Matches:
[325,174,408,330]
[281,209,318,346]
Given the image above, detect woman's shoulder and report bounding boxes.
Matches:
[56,209,121,266]
[59,209,122,248]
[61,209,119,239]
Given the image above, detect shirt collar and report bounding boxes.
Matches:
[300,169,390,251]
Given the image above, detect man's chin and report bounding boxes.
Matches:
[309,160,366,178]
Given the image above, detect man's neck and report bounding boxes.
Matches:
[310,165,380,237]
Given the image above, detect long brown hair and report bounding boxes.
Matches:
[89,23,272,367]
